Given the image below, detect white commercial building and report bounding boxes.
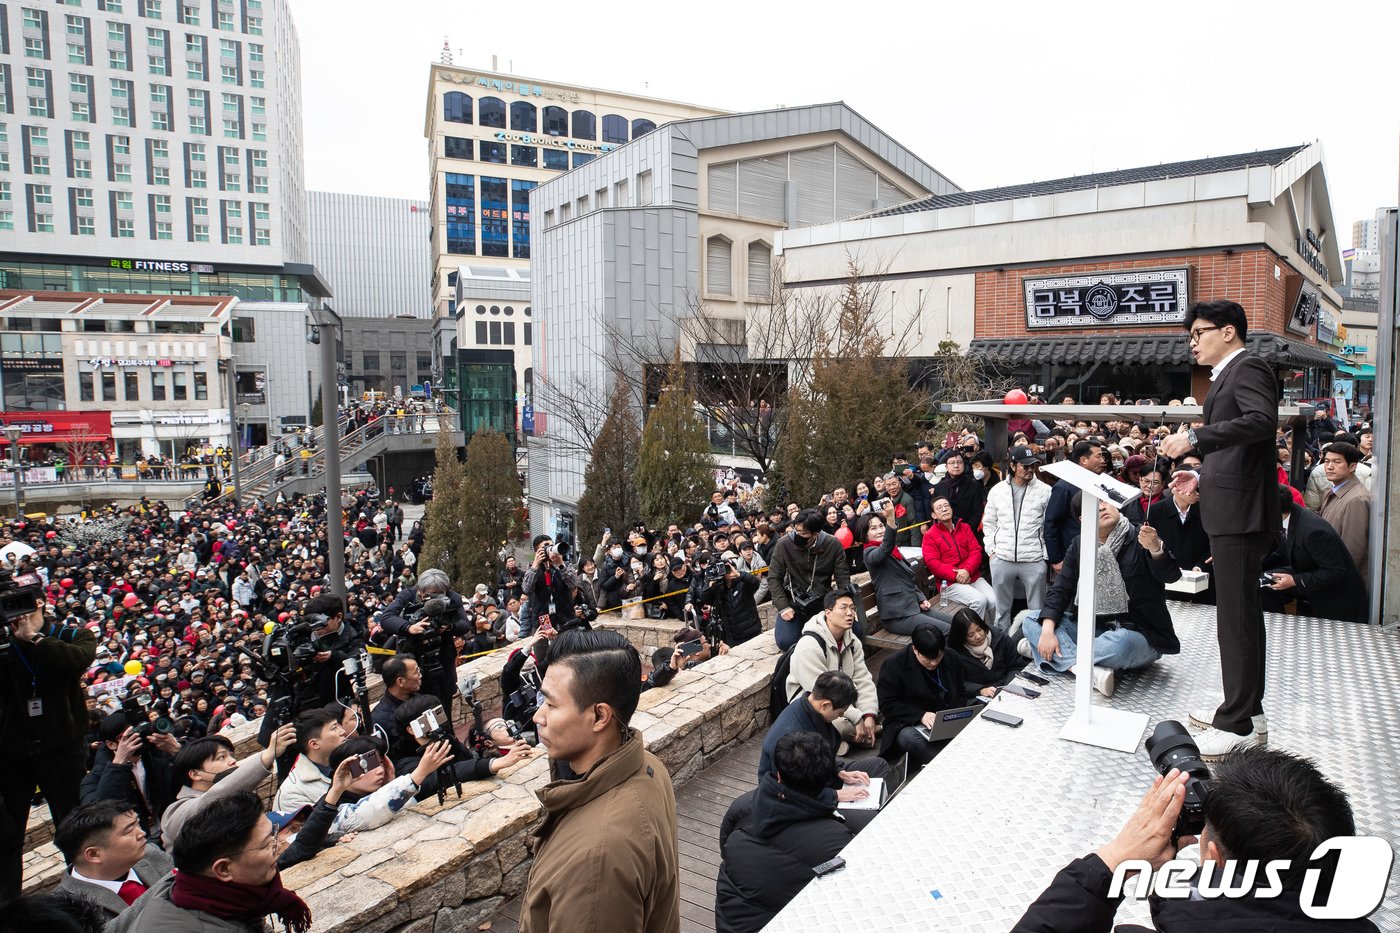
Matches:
[0,0,307,263]
[306,190,430,318]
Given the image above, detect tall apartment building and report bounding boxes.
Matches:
[422,63,724,435]
[0,0,306,263]
[0,0,328,450]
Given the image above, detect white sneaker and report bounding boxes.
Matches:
[1194,726,1260,761]
[1070,664,1115,698]
[1017,638,1033,660]
[1189,709,1269,743]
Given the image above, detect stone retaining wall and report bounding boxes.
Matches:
[22,626,784,928]
[284,632,782,933]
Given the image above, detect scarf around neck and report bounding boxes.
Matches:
[170,868,312,933]
[1093,516,1132,617]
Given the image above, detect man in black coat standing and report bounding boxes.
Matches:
[1161,300,1280,759]
[1261,485,1368,624]
[714,731,854,933]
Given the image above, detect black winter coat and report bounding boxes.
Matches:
[690,570,762,645]
[933,472,986,534]
[875,644,977,757]
[949,626,1022,688]
[1264,505,1369,624]
[79,744,177,841]
[714,775,853,933]
[1041,524,1182,655]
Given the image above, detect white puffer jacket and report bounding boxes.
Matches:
[982,477,1053,563]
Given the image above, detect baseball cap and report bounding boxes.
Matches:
[474,584,489,596]
[1009,445,1042,466]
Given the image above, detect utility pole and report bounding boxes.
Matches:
[312,309,346,598]
[225,362,242,505]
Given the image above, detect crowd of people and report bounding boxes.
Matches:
[0,310,1383,931]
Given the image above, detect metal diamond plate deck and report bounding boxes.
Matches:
[764,603,1400,932]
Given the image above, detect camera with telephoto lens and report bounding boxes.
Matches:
[0,568,45,654]
[122,694,174,741]
[1145,720,1211,838]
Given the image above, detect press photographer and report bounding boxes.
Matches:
[1013,724,1380,932]
[684,554,761,648]
[377,568,472,724]
[0,569,97,903]
[254,593,365,757]
[77,711,179,846]
[389,694,530,804]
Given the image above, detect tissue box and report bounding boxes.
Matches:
[1166,569,1209,595]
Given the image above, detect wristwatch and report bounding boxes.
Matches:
[1186,428,1199,448]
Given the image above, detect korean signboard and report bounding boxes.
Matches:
[1023,268,1189,330]
[1288,285,1321,337]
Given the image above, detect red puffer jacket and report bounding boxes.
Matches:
[921,520,984,587]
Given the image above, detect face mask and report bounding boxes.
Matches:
[633,545,647,555]
[609,547,624,559]
[973,468,986,481]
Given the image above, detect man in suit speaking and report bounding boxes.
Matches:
[1160,300,1280,760]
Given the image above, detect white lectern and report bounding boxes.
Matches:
[1037,460,1149,753]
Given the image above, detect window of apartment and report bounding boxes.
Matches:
[248,43,263,63]
[220,65,237,83]
[187,59,204,81]
[390,353,405,372]
[636,170,653,205]
[249,70,263,88]
[180,4,198,25]
[79,372,95,401]
[100,371,116,401]
[109,48,129,70]
[503,322,515,345]
[140,0,163,18]
[524,323,531,345]
[747,241,772,298]
[706,236,732,296]
[68,42,89,65]
[74,187,93,208]
[416,352,432,372]
[246,16,261,35]
[489,321,501,345]
[172,370,187,400]
[216,11,233,30]
[231,317,254,341]
[193,371,207,399]
[362,351,379,370]
[24,37,47,60]
[116,218,134,237]
[124,371,139,400]
[150,371,165,400]
[115,190,133,211]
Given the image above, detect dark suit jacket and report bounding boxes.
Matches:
[1148,498,1211,571]
[875,644,976,757]
[1265,506,1368,623]
[54,843,173,921]
[1194,352,1282,536]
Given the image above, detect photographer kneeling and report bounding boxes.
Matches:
[390,694,531,802]
[1013,740,1380,932]
[378,569,473,725]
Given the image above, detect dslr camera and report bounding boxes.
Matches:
[0,568,45,653]
[122,694,175,741]
[1145,719,1211,837]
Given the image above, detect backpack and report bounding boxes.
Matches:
[767,630,827,724]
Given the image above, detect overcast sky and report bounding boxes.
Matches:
[291,0,1399,244]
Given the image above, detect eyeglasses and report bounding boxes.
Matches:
[1188,325,1222,343]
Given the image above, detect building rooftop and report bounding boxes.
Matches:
[873,145,1308,215]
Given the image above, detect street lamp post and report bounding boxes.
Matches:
[310,310,346,599]
[3,424,24,518]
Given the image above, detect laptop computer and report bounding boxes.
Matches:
[914,703,984,742]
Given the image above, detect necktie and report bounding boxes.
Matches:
[117,878,147,905]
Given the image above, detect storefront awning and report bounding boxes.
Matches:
[970,333,1338,370]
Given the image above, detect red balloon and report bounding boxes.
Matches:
[61,577,74,588]
[834,526,855,549]
[1003,389,1028,405]
[122,593,140,608]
